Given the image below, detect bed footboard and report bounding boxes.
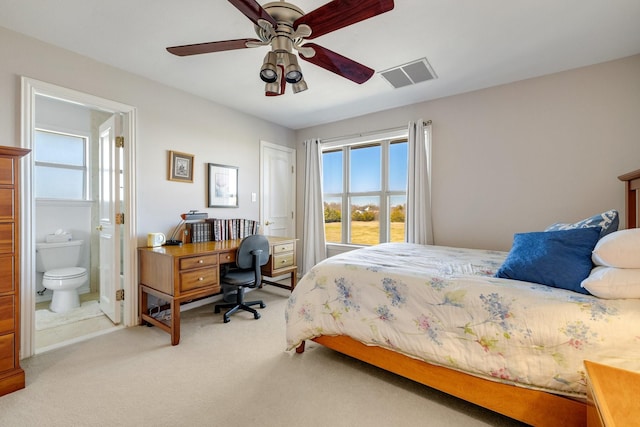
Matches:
[304,335,586,427]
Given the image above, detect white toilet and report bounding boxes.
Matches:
[35,240,88,313]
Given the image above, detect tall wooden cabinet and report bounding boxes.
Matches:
[0,146,30,397]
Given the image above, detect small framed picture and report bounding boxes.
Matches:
[208,163,238,207]
[168,150,194,183]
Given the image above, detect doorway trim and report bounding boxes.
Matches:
[20,77,138,358]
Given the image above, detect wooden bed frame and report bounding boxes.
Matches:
[295,168,640,427]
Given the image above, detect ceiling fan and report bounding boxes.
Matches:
[166,0,395,96]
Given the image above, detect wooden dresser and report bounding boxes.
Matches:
[0,146,30,397]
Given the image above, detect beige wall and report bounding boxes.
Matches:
[296,55,640,251]
[0,26,296,241]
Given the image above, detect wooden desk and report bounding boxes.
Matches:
[585,360,640,427]
[138,236,296,345]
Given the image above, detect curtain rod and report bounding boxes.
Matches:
[320,120,432,144]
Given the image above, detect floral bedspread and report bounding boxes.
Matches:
[285,243,640,397]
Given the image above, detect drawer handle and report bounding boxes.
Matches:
[280,259,287,264]
[225,255,231,260]
[198,277,204,281]
[198,259,204,264]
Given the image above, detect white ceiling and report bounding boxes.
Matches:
[2,1,639,130]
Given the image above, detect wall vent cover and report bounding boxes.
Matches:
[379,58,437,89]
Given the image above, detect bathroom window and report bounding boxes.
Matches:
[34,129,89,200]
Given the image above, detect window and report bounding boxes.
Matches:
[322,135,408,245]
[34,128,89,200]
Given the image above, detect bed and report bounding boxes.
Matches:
[287,168,640,427]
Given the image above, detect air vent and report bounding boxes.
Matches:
[379,58,437,89]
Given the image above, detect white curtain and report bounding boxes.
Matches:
[302,139,326,274]
[405,120,434,244]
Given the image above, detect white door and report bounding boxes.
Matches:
[260,141,296,237]
[98,115,122,324]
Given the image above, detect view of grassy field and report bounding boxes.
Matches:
[325,221,405,245]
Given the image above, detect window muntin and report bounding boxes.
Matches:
[322,138,408,245]
[34,129,89,200]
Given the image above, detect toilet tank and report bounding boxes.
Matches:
[35,240,84,272]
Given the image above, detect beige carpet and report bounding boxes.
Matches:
[0,286,526,427]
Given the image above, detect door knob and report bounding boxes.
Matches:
[264,221,273,226]
[96,225,103,231]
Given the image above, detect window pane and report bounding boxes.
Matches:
[389,141,408,191]
[323,197,342,243]
[35,130,85,166]
[35,166,84,199]
[322,150,343,194]
[350,196,379,245]
[389,195,406,243]
[350,145,380,192]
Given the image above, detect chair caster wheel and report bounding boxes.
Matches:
[214,307,220,313]
[254,313,261,320]
[260,303,266,309]
[224,317,230,323]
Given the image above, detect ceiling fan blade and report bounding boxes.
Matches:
[228,0,277,28]
[294,0,394,40]
[166,38,261,56]
[299,43,374,84]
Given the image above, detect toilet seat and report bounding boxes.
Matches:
[43,267,87,280]
[42,267,88,313]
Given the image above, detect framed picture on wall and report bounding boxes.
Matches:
[208,163,238,207]
[168,150,194,183]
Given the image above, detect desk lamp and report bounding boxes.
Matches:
[165,210,208,246]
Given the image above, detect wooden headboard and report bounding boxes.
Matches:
[618,168,640,228]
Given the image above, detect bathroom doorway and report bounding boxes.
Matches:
[21,77,138,357]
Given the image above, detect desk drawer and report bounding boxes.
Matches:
[272,253,294,269]
[273,243,294,254]
[218,250,236,265]
[180,267,219,292]
[180,254,217,270]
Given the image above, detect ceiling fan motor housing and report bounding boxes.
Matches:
[256,2,305,53]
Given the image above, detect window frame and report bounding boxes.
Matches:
[34,127,90,201]
[322,128,408,246]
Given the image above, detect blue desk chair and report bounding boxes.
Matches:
[214,234,269,323]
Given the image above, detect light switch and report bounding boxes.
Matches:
[251,192,257,202]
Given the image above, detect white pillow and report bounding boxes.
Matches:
[581,266,640,299]
[592,228,640,268]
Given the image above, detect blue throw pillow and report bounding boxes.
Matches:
[495,228,601,294]
[545,209,619,238]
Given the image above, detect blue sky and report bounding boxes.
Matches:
[323,142,407,205]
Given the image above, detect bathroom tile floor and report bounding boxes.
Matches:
[35,292,119,353]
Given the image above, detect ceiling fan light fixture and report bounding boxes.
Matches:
[292,78,308,93]
[260,52,278,83]
[265,64,285,96]
[284,53,303,83]
[285,68,303,84]
[260,66,278,83]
